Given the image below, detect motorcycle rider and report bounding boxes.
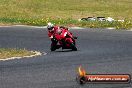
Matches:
[47,23,56,38]
[47,22,77,51]
[47,22,69,37]
[47,22,67,50]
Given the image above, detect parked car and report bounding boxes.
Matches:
[97,17,106,21]
[80,16,115,22]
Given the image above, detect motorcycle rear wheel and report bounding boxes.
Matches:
[68,41,77,51]
[71,43,77,51]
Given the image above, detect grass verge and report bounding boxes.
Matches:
[0,48,35,59]
[0,17,131,29]
[0,0,131,29]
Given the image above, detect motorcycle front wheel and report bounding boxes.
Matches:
[50,43,56,51]
[50,38,58,51]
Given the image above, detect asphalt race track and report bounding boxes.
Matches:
[0,26,132,88]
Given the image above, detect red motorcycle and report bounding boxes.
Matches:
[50,28,77,51]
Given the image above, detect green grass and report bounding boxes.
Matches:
[0,48,35,59]
[78,19,132,29]
[0,0,132,29]
[0,0,131,19]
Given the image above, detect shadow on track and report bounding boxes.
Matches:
[53,49,73,52]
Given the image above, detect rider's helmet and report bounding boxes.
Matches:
[47,22,54,31]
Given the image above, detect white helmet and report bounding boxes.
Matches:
[47,22,54,30]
